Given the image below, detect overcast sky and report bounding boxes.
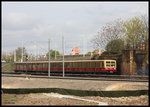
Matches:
[2,2,148,55]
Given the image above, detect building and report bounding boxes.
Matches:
[72,47,80,55]
[93,49,104,55]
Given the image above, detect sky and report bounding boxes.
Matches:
[2,1,148,55]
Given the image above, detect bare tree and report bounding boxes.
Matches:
[91,19,124,51]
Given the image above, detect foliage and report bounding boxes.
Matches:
[16,47,28,57]
[105,39,124,54]
[123,16,146,49]
[2,47,28,62]
[47,49,60,59]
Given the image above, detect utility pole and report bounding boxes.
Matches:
[14,49,16,62]
[34,41,37,61]
[54,43,57,60]
[21,41,24,62]
[48,39,50,77]
[83,35,86,57]
[55,50,56,60]
[62,36,65,77]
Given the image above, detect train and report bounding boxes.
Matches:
[14,60,117,74]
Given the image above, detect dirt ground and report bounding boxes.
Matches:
[1,93,149,106]
[1,76,149,106]
[1,76,149,91]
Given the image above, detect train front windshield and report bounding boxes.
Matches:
[106,61,116,68]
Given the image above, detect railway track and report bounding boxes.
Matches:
[2,72,149,82]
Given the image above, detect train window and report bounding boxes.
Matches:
[53,63,56,68]
[70,62,73,68]
[79,62,82,68]
[45,63,48,68]
[31,64,33,69]
[24,64,26,69]
[65,62,68,68]
[55,63,58,67]
[53,63,56,67]
[16,64,18,69]
[69,62,72,68]
[27,64,29,69]
[84,62,87,68]
[23,64,25,68]
[111,62,115,68]
[90,62,95,68]
[54,63,56,68]
[82,62,85,68]
[73,63,75,68]
[106,61,110,67]
[102,63,104,68]
[35,64,37,68]
[19,64,21,69]
[72,63,74,68]
[100,62,102,68]
[43,63,45,68]
[86,62,90,68]
[46,63,48,68]
[66,62,71,68]
[33,64,35,68]
[89,62,92,68]
[37,63,39,68]
[73,62,77,68]
[77,63,79,68]
[40,63,43,68]
[59,63,62,68]
[51,63,54,68]
[99,62,104,68]
[75,63,77,68]
[76,62,79,68]
[95,62,99,68]
[37,63,42,68]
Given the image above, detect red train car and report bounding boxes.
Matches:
[14,60,117,74]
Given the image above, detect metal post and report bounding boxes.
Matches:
[35,41,37,61]
[54,43,57,60]
[14,49,16,62]
[55,50,56,60]
[83,35,85,57]
[62,36,65,77]
[48,39,50,77]
[26,55,28,74]
[21,41,24,62]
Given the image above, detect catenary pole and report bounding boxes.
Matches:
[14,49,16,62]
[21,41,24,62]
[48,39,51,77]
[62,36,65,77]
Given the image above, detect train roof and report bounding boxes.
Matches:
[14,60,116,64]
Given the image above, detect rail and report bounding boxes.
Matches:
[2,72,148,82]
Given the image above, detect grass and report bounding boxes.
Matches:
[2,63,14,72]
[2,96,18,102]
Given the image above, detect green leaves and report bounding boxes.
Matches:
[123,16,146,49]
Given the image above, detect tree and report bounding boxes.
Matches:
[15,47,28,61]
[47,49,60,59]
[140,15,149,64]
[91,19,124,51]
[123,16,146,49]
[105,39,124,54]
